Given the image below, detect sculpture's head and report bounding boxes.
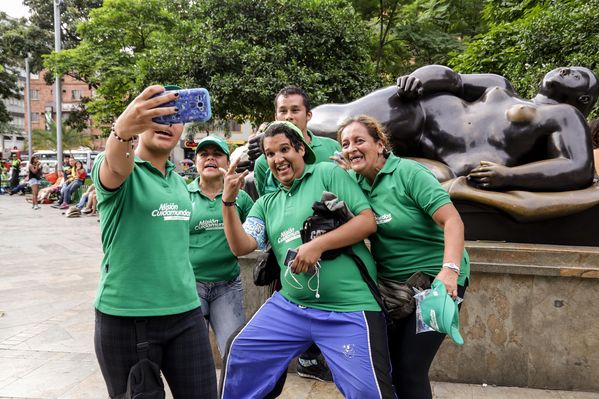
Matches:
[539,67,599,116]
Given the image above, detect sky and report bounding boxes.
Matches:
[0,0,30,19]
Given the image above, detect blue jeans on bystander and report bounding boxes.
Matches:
[196,276,245,356]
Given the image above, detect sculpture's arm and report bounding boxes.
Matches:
[468,106,594,191]
[398,65,515,102]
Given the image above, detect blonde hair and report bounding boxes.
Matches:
[336,115,390,154]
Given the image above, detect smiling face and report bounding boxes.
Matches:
[195,144,229,181]
[275,94,311,137]
[340,121,385,178]
[263,133,306,188]
[140,123,184,155]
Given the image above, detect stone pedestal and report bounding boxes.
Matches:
[430,242,599,392]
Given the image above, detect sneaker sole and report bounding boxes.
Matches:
[296,371,332,382]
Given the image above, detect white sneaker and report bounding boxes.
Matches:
[33,205,41,210]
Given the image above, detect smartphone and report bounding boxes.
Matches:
[152,88,212,125]
[284,248,298,267]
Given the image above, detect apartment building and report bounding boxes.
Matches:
[27,70,104,149]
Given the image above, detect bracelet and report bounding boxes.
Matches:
[222,199,236,207]
[111,123,137,158]
[442,262,460,274]
[112,130,136,143]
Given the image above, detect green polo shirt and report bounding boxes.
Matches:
[188,178,254,282]
[353,154,469,286]
[92,152,200,316]
[254,131,341,196]
[249,162,380,312]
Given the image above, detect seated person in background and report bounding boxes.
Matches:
[9,177,29,196]
[39,170,64,203]
[55,160,87,209]
[0,167,10,194]
[309,65,599,192]
[81,190,98,216]
[76,184,96,209]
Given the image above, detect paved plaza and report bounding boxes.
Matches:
[1,194,598,398]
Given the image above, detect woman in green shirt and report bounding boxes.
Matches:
[338,115,469,399]
[188,135,253,356]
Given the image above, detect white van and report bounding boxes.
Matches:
[33,149,99,173]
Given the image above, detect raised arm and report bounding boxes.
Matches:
[397,64,514,102]
[99,86,179,190]
[222,159,256,256]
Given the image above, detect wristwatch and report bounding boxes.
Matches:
[442,262,460,274]
[222,199,236,207]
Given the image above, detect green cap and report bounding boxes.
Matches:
[420,279,464,345]
[195,135,230,156]
[265,121,316,164]
[164,84,182,91]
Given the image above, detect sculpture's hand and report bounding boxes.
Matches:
[467,161,512,190]
[396,75,423,100]
[235,132,264,173]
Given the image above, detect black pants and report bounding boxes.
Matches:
[387,284,467,399]
[94,307,217,399]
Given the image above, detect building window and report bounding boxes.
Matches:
[31,90,39,100]
[31,113,40,123]
[71,90,82,100]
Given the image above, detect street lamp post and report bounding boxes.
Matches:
[25,53,32,161]
[54,0,63,169]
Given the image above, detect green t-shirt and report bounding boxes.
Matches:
[92,152,200,316]
[249,162,380,312]
[254,131,341,196]
[188,178,254,282]
[353,154,470,286]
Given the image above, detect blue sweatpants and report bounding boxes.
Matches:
[220,292,396,399]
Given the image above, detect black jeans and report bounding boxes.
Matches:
[387,284,467,399]
[94,307,217,399]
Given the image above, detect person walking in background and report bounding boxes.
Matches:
[188,135,253,356]
[91,84,216,398]
[28,156,43,210]
[338,115,469,399]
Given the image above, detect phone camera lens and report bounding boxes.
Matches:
[197,101,204,110]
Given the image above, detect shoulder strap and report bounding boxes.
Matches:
[346,249,393,327]
[134,319,150,360]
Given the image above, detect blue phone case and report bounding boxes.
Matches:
[152,88,212,125]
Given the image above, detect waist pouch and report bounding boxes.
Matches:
[378,272,431,320]
[253,243,279,286]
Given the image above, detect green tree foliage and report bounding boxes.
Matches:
[351,0,484,84]
[45,0,377,126]
[0,13,48,124]
[31,118,92,151]
[450,0,599,116]
[24,0,103,52]
[45,0,179,128]
[188,0,377,123]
